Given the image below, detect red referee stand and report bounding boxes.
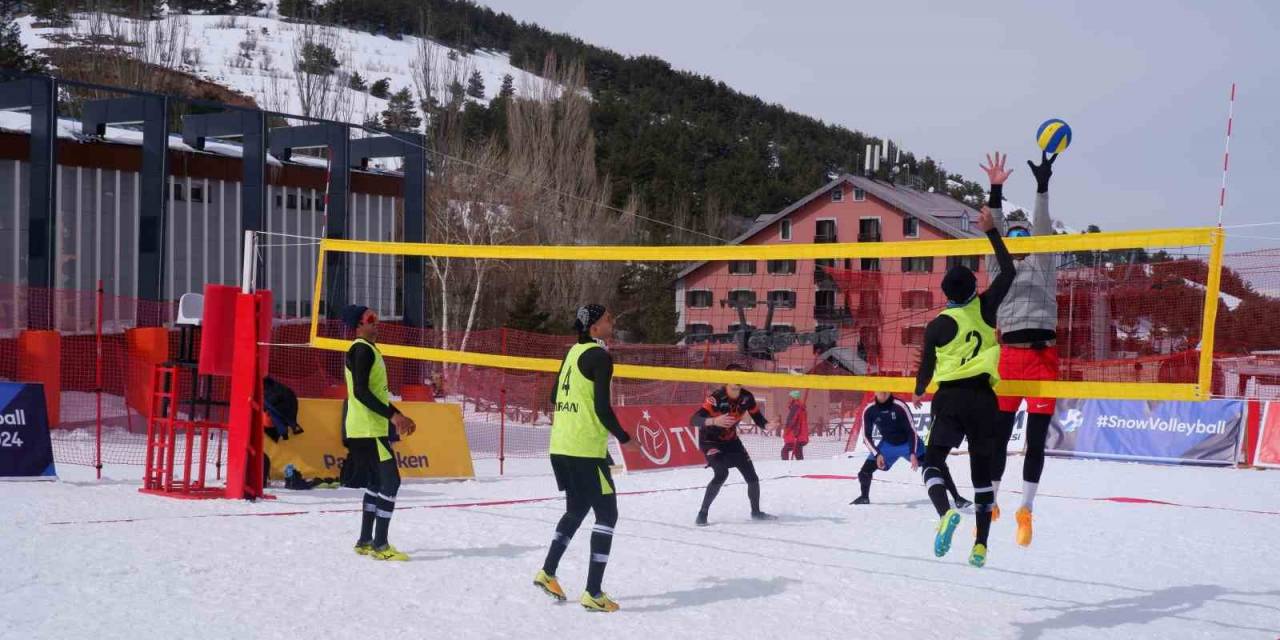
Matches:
[140,286,272,500]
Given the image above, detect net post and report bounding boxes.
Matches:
[1197,227,1226,399]
[240,229,256,294]
[498,327,507,476]
[309,241,326,345]
[95,279,103,480]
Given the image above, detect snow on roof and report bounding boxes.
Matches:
[1181,278,1243,311]
[0,110,285,166]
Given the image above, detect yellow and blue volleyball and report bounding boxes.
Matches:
[1036,119,1072,154]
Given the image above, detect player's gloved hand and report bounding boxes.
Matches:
[1027,150,1057,194]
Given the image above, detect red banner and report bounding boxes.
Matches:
[614,405,707,471]
[1256,402,1280,468]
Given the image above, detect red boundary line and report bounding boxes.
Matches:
[801,474,1280,517]
[46,474,1280,526]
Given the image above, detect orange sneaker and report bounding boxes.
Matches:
[1015,506,1033,547]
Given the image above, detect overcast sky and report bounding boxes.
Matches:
[479,0,1279,252]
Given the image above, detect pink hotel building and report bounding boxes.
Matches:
[675,174,985,375]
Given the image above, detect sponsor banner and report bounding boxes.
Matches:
[0,383,56,479]
[1048,398,1244,465]
[264,399,474,480]
[614,405,707,472]
[1256,402,1280,468]
[850,400,1028,455]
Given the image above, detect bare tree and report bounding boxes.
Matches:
[291,20,350,121]
[504,54,635,315]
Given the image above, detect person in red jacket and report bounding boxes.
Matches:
[781,391,809,460]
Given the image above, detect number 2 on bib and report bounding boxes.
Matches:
[960,330,983,365]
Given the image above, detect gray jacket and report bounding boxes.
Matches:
[987,192,1058,337]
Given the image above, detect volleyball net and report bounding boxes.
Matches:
[298,226,1225,402]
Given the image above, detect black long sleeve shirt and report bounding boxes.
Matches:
[914,228,1017,396]
[692,387,770,451]
[550,338,631,444]
[346,341,399,420]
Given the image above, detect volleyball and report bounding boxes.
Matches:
[1036,118,1072,154]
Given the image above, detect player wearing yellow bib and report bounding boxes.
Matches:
[912,207,1015,568]
[340,304,417,562]
[534,304,638,613]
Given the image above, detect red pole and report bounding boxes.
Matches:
[499,327,507,476]
[95,280,104,480]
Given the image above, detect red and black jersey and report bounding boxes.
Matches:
[692,387,769,451]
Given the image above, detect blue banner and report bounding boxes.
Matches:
[0,383,56,479]
[1047,398,1244,465]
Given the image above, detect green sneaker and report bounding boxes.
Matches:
[934,508,961,557]
[969,543,988,568]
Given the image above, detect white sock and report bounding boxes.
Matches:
[992,480,1001,503]
[1022,482,1039,510]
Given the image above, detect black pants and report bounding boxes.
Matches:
[781,442,805,460]
[991,411,1052,486]
[347,437,401,547]
[701,448,762,515]
[922,385,998,546]
[543,455,619,597]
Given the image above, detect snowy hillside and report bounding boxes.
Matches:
[17,9,559,129]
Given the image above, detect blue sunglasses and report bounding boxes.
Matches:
[1007,228,1031,238]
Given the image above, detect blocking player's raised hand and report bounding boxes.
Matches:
[980,151,1013,186]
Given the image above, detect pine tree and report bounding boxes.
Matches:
[1,2,48,73]
[369,78,391,99]
[296,42,339,76]
[381,88,422,131]
[466,69,485,99]
[32,0,71,27]
[498,73,515,100]
[348,71,367,91]
[506,282,550,333]
[448,78,465,106]
[278,0,316,17]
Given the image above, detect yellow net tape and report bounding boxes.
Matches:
[309,227,1224,401]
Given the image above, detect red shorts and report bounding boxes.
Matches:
[997,346,1060,414]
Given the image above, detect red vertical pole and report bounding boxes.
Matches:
[95,280,104,480]
[499,327,507,476]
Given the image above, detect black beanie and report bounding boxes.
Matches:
[573,304,607,334]
[341,304,370,330]
[941,266,977,304]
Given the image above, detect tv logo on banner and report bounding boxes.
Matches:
[0,383,56,479]
[1048,398,1244,465]
[615,405,708,471]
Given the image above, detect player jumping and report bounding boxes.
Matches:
[984,151,1060,547]
[851,391,971,509]
[534,304,637,613]
[692,365,778,526]
[912,203,1016,567]
[341,304,417,562]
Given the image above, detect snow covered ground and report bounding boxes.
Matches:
[4,455,1279,639]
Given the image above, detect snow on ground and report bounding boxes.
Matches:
[4,455,1279,639]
